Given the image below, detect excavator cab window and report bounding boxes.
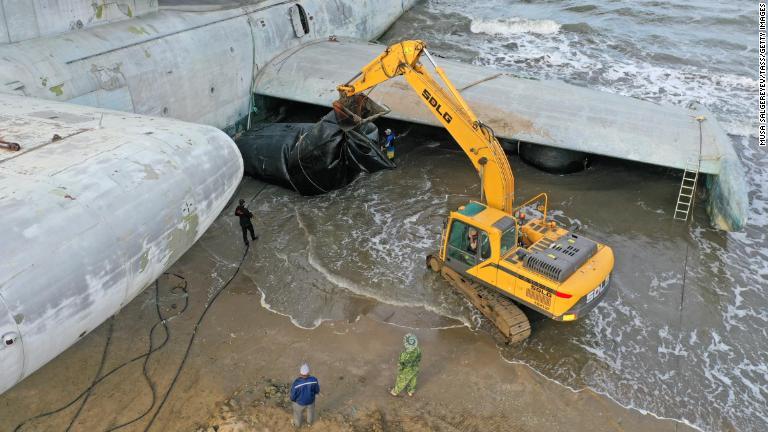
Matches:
[447,220,475,266]
[500,226,517,256]
[479,232,491,260]
[446,220,489,266]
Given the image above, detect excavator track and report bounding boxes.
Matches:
[428,255,531,344]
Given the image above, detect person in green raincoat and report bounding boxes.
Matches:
[390,333,422,397]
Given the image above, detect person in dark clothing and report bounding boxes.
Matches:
[290,363,320,427]
[234,199,257,245]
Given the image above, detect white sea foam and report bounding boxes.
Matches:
[470,17,561,36]
[460,17,757,140]
[637,200,666,215]
[497,351,705,432]
[722,121,759,138]
[294,207,474,330]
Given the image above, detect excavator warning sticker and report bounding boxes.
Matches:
[526,285,552,309]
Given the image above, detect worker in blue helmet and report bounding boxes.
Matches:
[382,128,396,161]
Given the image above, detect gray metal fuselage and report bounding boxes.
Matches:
[0,0,419,395]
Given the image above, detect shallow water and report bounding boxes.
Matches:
[375,2,764,431]
[221,1,764,431]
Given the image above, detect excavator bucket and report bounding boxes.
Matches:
[333,94,390,131]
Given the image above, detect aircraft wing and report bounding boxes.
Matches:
[254,39,748,231]
[255,39,731,176]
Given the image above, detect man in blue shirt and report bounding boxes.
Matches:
[382,128,396,161]
[290,363,320,427]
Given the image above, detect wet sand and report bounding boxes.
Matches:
[0,189,695,432]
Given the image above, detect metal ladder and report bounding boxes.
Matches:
[673,158,700,221]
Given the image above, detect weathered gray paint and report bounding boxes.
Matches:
[0,0,158,44]
[252,39,749,231]
[0,294,23,388]
[0,0,418,132]
[702,112,749,231]
[0,0,419,396]
[0,93,243,394]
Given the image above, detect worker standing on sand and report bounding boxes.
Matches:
[390,333,422,397]
[290,363,320,428]
[382,128,396,161]
[234,199,257,246]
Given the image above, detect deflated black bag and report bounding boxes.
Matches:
[236,96,394,195]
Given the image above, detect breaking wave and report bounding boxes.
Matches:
[470,17,561,36]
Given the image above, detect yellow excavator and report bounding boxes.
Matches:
[336,40,614,343]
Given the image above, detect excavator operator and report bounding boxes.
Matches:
[467,228,478,254]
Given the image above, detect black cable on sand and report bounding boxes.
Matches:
[143,185,268,431]
[142,245,250,432]
[105,276,190,431]
[15,186,265,431]
[248,183,269,206]
[13,318,116,432]
[13,276,189,432]
[65,317,115,432]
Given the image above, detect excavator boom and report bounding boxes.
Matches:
[338,40,515,212]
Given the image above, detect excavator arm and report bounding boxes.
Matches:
[337,40,515,212]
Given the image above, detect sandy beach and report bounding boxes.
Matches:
[1,187,696,432]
